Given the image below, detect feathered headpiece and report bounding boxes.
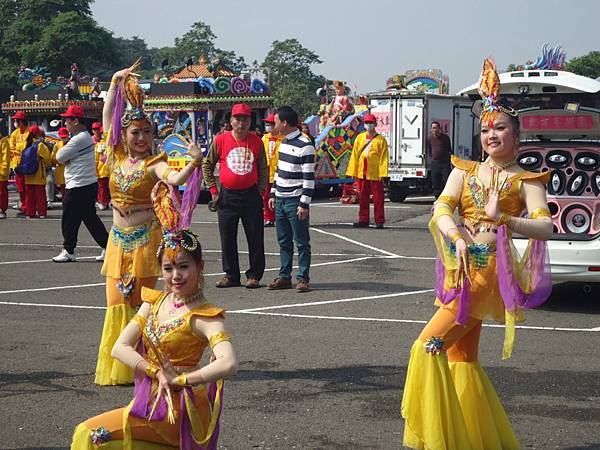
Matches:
[108,58,153,149]
[475,58,517,127]
[151,168,203,258]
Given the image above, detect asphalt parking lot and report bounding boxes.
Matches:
[0,192,599,449]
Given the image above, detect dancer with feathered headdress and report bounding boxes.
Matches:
[95,60,204,386]
[400,58,553,450]
[72,178,237,449]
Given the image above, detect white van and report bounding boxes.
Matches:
[458,69,600,282]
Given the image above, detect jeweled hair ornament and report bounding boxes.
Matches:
[151,171,203,257]
[474,58,518,127]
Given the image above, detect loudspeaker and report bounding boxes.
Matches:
[519,145,600,238]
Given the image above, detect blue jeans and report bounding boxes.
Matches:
[275,196,311,281]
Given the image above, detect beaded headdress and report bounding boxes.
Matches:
[473,58,518,127]
[151,176,203,258]
[108,58,153,149]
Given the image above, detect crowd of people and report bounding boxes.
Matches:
[0,57,556,449]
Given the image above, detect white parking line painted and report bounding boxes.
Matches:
[311,227,399,257]
[0,256,392,295]
[231,311,599,332]
[231,289,435,313]
[0,256,101,265]
[0,301,106,310]
[0,243,374,258]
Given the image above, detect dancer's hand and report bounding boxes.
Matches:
[485,167,508,221]
[455,238,471,287]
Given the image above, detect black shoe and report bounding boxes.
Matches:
[352,222,368,228]
[264,221,275,227]
[376,223,384,229]
[16,211,26,217]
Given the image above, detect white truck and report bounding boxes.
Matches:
[458,69,600,284]
[366,90,475,202]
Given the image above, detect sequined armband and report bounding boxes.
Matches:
[161,167,174,181]
[432,204,454,222]
[131,313,147,330]
[435,195,458,210]
[529,208,551,220]
[209,331,232,350]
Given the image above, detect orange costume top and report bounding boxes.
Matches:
[71,287,229,447]
[451,155,550,235]
[109,151,167,211]
[51,142,66,186]
[261,133,281,183]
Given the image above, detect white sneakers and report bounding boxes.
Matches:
[95,249,106,262]
[52,249,76,263]
[0,211,6,219]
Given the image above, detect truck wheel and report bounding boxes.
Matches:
[388,190,407,203]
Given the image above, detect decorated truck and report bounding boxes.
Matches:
[366,70,475,202]
[143,60,272,181]
[458,45,600,284]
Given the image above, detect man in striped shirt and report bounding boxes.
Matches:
[267,106,315,292]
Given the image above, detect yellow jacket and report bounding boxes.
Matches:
[0,137,10,181]
[346,132,389,181]
[95,139,110,178]
[9,128,29,169]
[262,133,281,183]
[24,141,52,185]
[51,141,66,186]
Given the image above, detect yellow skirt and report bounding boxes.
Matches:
[402,340,520,450]
[101,222,162,280]
[71,386,212,449]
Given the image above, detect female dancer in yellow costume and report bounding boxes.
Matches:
[96,61,204,386]
[72,180,237,449]
[401,58,554,450]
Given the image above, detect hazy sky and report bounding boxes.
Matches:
[91,0,597,95]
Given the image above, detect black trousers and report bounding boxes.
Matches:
[217,185,265,281]
[62,182,108,253]
[431,160,452,198]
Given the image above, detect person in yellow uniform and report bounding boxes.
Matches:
[9,111,29,214]
[21,125,52,218]
[346,113,388,228]
[261,113,281,227]
[400,58,553,450]
[95,61,203,386]
[93,121,111,210]
[71,180,237,448]
[51,127,69,201]
[0,131,9,218]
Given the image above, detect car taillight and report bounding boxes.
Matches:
[588,266,600,272]
[416,170,423,176]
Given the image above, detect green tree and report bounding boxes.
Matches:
[566,51,600,79]
[114,36,154,71]
[33,11,118,79]
[263,38,324,117]
[173,21,217,65]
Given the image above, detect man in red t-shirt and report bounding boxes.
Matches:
[202,103,268,288]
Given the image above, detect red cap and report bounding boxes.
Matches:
[263,113,276,123]
[58,127,69,138]
[11,111,27,120]
[363,113,377,123]
[28,125,41,136]
[231,103,252,117]
[60,105,85,118]
[91,121,102,130]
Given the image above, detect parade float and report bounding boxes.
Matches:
[1,63,103,135]
[303,80,368,191]
[143,58,272,176]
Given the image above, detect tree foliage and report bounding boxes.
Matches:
[566,51,600,80]
[263,39,324,118]
[0,0,116,85]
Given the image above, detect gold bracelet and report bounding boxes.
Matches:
[496,213,511,226]
[529,208,552,220]
[446,228,463,243]
[145,363,159,379]
[190,159,201,168]
[175,373,188,387]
